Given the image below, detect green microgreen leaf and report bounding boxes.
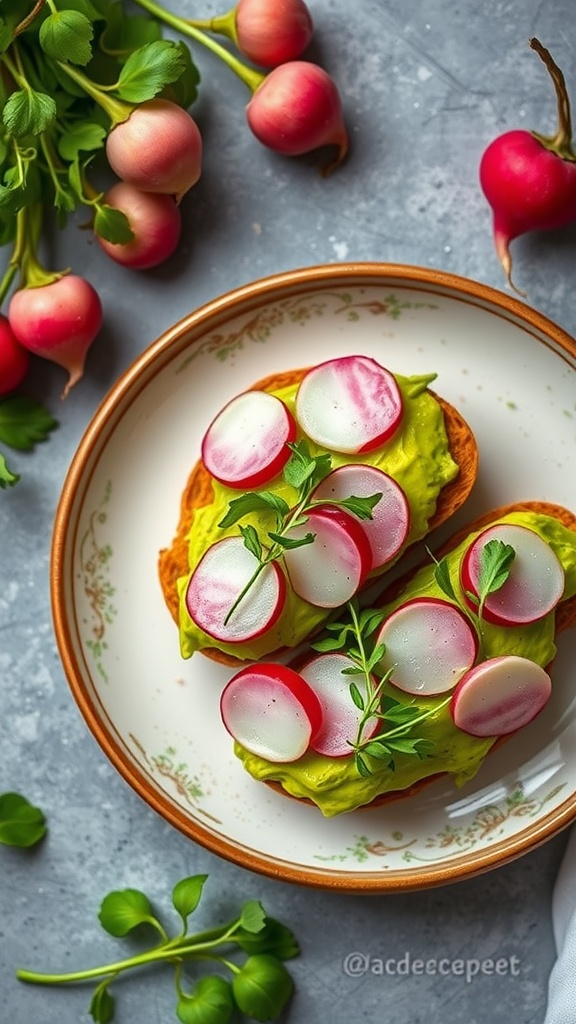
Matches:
[98,889,159,937]
[93,204,134,245]
[3,89,57,137]
[239,523,262,560]
[172,874,207,929]
[267,530,315,550]
[283,439,332,490]
[177,976,234,1024]
[116,40,186,102]
[235,917,300,959]
[478,539,516,601]
[89,982,115,1024]
[0,792,47,847]
[433,554,458,601]
[218,492,289,529]
[349,681,365,711]
[239,900,267,934]
[0,452,19,488]
[0,397,58,451]
[39,11,94,66]
[336,492,382,520]
[231,954,294,1022]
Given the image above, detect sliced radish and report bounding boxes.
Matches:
[201,389,297,489]
[295,355,403,454]
[283,504,372,608]
[185,536,285,644]
[375,597,479,695]
[451,655,552,737]
[299,652,379,758]
[220,662,323,762]
[461,523,565,626]
[312,464,410,571]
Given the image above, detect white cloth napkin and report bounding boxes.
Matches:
[543,826,576,1023]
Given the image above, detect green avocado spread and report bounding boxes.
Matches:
[235,511,576,816]
[177,373,459,661]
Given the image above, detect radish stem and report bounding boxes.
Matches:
[530,38,576,161]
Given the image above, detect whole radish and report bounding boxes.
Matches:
[480,38,576,292]
[106,99,203,202]
[226,0,313,67]
[0,315,31,396]
[8,275,103,398]
[246,61,348,172]
[96,182,182,270]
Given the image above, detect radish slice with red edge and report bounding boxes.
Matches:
[201,389,297,489]
[451,655,552,737]
[299,652,379,757]
[295,355,403,453]
[185,536,285,644]
[312,464,410,570]
[461,523,565,626]
[220,663,323,761]
[375,597,479,695]
[283,504,372,607]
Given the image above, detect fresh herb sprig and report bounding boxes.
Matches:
[431,537,516,645]
[17,874,299,1024]
[0,791,47,847]
[219,440,382,624]
[313,598,443,777]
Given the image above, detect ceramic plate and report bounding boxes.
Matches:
[51,263,576,892]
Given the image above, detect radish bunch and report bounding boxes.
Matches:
[480,38,576,292]
[185,356,411,646]
[220,516,565,765]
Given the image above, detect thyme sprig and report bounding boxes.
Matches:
[312,598,443,777]
[218,440,382,624]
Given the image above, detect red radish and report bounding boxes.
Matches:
[312,464,410,571]
[451,655,552,737]
[220,662,323,761]
[479,38,576,292]
[0,315,30,396]
[246,61,348,173]
[283,504,372,607]
[8,275,102,398]
[106,99,202,202]
[295,355,403,454]
[208,0,314,67]
[201,389,297,489]
[461,523,564,626]
[375,597,479,696]
[299,652,379,757]
[185,536,286,643]
[96,182,182,270]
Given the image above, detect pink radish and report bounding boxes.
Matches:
[96,182,182,270]
[106,99,202,202]
[205,0,314,67]
[283,504,372,607]
[295,355,403,454]
[8,275,102,398]
[461,523,564,626]
[185,536,285,643]
[299,652,379,757]
[220,662,323,761]
[201,389,297,489]
[312,464,410,571]
[479,38,576,292]
[0,315,30,396]
[375,597,479,696]
[246,61,348,173]
[451,655,552,737]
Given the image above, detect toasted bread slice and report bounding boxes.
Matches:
[158,366,479,666]
[265,500,576,811]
